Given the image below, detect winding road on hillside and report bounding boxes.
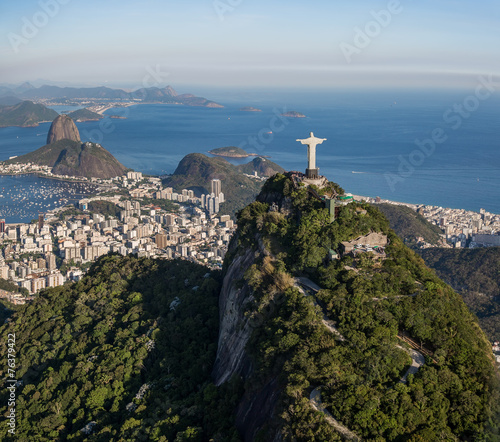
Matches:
[295,276,426,440]
[309,387,361,441]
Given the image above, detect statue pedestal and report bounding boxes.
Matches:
[306,168,319,179]
[301,175,329,189]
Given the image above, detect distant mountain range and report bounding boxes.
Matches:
[0,82,223,108]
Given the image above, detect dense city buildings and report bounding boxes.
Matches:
[354,195,500,249]
[1,161,499,305]
[0,170,234,301]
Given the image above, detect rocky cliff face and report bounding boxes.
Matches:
[213,234,283,441]
[46,114,80,144]
[212,190,295,441]
[212,241,256,386]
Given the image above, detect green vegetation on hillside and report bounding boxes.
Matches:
[419,247,500,342]
[0,278,26,323]
[7,139,127,179]
[53,200,120,220]
[0,256,240,440]
[0,101,58,127]
[377,204,500,341]
[140,197,180,213]
[236,157,285,177]
[67,108,103,121]
[376,203,443,247]
[0,278,24,294]
[163,153,283,217]
[232,173,499,440]
[6,139,81,167]
[87,200,120,218]
[209,146,250,157]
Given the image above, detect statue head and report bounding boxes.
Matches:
[310,132,314,137]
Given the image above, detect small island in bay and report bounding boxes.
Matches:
[281,111,306,118]
[67,108,104,122]
[239,106,262,112]
[208,146,269,158]
[109,115,127,119]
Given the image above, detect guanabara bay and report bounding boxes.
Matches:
[0,171,498,441]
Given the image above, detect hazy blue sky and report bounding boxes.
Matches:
[1,0,499,90]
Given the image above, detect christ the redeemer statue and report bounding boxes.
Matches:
[296,132,327,179]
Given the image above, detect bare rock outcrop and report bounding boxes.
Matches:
[212,242,256,386]
[46,114,80,144]
[212,236,283,441]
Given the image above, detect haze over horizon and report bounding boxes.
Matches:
[1,0,499,92]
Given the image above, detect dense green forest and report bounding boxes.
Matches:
[419,247,500,342]
[0,256,240,441]
[86,200,121,218]
[375,203,500,342]
[0,278,25,294]
[140,198,179,214]
[0,278,25,323]
[55,202,119,220]
[232,173,500,440]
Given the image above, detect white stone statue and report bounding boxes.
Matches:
[296,132,327,173]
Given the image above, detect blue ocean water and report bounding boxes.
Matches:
[0,89,499,214]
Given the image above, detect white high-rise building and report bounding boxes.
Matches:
[208,196,215,215]
[127,171,143,181]
[211,179,222,196]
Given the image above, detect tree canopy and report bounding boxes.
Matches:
[0,255,240,441]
